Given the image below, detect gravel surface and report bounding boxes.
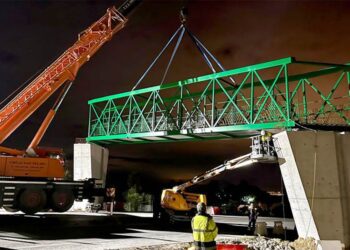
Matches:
[217,236,292,250]
[119,237,318,250]
[121,236,302,250]
[120,242,192,250]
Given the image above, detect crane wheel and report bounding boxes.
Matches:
[50,189,74,212]
[18,189,47,215]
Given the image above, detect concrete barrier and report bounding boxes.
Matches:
[254,222,267,236]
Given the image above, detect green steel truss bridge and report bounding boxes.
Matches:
[87,57,350,144]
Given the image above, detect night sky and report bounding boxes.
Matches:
[1,0,349,192]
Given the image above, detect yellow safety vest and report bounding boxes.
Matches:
[261,132,272,142]
[191,214,218,245]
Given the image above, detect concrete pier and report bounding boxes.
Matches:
[275,131,349,249]
[73,143,109,186]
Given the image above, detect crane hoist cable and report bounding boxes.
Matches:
[131,8,235,91]
[160,26,185,85]
[0,38,84,109]
[131,25,184,91]
[185,28,236,86]
[0,67,46,108]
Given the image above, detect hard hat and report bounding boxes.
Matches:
[197,202,206,213]
[261,130,266,136]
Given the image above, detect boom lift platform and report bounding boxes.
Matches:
[160,132,277,222]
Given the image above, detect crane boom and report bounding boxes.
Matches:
[0,0,141,144]
[0,0,141,183]
[160,133,278,221]
[172,133,278,193]
[173,153,252,193]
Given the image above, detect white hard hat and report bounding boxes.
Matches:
[197,202,206,213]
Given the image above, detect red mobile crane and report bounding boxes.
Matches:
[0,0,141,214]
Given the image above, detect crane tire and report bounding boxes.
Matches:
[19,189,47,215]
[50,189,74,212]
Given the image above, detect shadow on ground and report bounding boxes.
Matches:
[0,213,132,240]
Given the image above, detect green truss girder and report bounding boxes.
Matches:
[87,57,350,144]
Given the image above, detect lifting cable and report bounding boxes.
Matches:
[0,67,45,109]
[131,25,184,90]
[160,26,185,85]
[131,7,235,91]
[0,48,74,110]
[185,28,236,86]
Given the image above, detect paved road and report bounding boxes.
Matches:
[0,211,295,250]
[213,215,295,230]
[0,212,192,250]
[116,212,295,230]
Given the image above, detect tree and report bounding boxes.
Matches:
[124,185,143,211]
[124,185,153,212]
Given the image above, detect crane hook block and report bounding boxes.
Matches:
[180,7,188,24]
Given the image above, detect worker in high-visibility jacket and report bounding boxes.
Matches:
[261,130,272,143]
[191,202,218,250]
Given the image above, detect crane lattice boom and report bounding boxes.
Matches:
[0,7,127,143]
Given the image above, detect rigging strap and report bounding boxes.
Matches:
[131,14,235,90]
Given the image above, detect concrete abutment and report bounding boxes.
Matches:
[274,131,349,249]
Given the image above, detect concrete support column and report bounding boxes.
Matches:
[274,131,349,249]
[73,142,109,187]
[71,143,109,211]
